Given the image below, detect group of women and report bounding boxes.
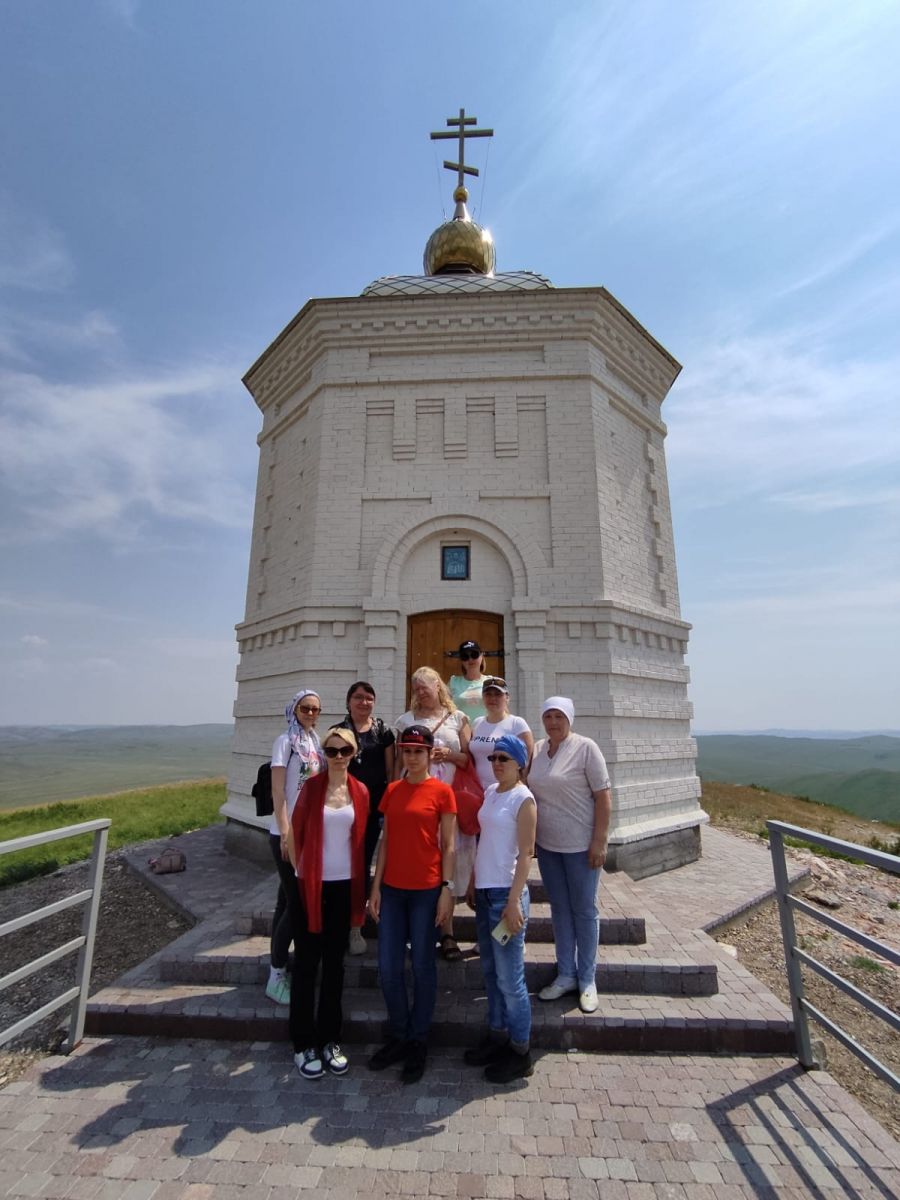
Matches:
[267,639,612,1087]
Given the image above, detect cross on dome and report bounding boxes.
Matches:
[430,107,493,195]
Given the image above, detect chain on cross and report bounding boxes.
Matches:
[430,108,494,191]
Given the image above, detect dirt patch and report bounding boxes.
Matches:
[0,854,192,1087]
[715,834,899,1139]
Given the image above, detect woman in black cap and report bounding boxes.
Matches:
[448,639,489,722]
[367,723,457,1084]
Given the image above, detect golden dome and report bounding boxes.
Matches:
[423,186,495,276]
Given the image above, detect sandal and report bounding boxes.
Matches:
[439,934,463,962]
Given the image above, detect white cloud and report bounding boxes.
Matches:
[665,335,899,511]
[776,220,900,299]
[20,634,48,647]
[0,362,256,543]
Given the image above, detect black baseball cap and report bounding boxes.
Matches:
[482,676,509,694]
[458,640,481,656]
[397,723,435,748]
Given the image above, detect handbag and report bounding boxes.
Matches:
[148,845,187,874]
[452,759,485,836]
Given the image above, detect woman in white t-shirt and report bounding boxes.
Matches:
[288,726,370,1080]
[266,689,324,1006]
[464,734,536,1084]
[528,696,611,1016]
[468,677,534,790]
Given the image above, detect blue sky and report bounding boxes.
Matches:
[1,1,898,730]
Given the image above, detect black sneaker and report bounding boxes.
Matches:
[367,1038,409,1071]
[484,1047,533,1084]
[463,1035,509,1066]
[401,1040,427,1084]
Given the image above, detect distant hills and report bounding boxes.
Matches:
[696,734,900,825]
[0,724,233,810]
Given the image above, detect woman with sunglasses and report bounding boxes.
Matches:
[448,639,489,722]
[367,724,456,1084]
[288,726,369,1079]
[465,734,536,1083]
[339,680,396,956]
[266,688,324,1007]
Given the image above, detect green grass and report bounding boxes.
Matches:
[848,955,886,974]
[0,779,226,887]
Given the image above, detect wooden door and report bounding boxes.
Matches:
[406,610,504,702]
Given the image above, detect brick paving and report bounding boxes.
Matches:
[1,1036,897,1198]
[3,822,898,1195]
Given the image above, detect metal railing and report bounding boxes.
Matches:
[767,820,899,1090]
[0,819,110,1053]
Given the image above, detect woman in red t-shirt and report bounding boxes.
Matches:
[367,724,456,1084]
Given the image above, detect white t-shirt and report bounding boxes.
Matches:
[268,732,323,837]
[469,713,531,790]
[394,709,468,786]
[529,732,610,853]
[473,782,535,889]
[321,804,355,881]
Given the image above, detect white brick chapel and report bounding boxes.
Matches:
[223,111,706,877]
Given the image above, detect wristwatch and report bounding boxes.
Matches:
[442,879,455,894]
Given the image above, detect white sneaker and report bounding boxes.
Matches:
[295,1048,324,1080]
[538,976,577,1002]
[348,927,366,956]
[265,972,291,1006]
[322,1042,349,1075]
[579,984,599,1013]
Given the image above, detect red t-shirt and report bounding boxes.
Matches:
[379,776,457,890]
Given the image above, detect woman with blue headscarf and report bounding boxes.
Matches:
[464,733,536,1084]
[266,688,324,1005]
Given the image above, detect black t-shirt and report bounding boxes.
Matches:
[340,717,395,810]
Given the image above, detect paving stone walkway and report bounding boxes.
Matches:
[1,1036,897,1199]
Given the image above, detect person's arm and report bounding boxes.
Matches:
[271,764,291,860]
[502,797,536,933]
[384,740,395,783]
[588,787,612,869]
[368,817,387,922]
[436,811,457,926]
[287,782,307,871]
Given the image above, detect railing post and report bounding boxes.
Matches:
[768,824,815,1068]
[66,824,109,1052]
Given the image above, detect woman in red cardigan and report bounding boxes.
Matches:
[288,725,369,1079]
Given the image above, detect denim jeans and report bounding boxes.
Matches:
[535,846,601,989]
[377,883,441,1042]
[474,886,531,1045]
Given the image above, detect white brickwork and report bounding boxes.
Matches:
[226,286,706,864]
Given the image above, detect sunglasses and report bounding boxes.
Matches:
[487,754,514,763]
[460,650,481,661]
[323,745,354,758]
[297,705,321,715]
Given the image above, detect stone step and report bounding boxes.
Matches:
[158,933,716,997]
[85,980,790,1055]
[240,907,647,946]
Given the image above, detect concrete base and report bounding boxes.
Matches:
[224,817,272,867]
[606,824,702,881]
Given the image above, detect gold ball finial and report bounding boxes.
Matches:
[453,186,469,203]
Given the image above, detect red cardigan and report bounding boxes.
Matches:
[291,773,369,933]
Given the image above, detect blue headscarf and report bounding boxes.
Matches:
[285,688,323,767]
[494,734,529,767]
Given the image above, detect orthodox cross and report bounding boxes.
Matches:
[430,108,493,190]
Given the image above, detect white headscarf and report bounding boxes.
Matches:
[285,688,323,765]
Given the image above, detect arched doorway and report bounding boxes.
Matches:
[406,610,504,703]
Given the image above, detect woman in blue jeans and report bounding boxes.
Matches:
[465,733,536,1083]
[527,696,611,1014]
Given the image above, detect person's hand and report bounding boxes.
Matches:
[431,744,449,764]
[368,886,381,923]
[280,832,290,862]
[502,898,525,935]
[588,839,608,870]
[465,881,475,910]
[435,886,454,926]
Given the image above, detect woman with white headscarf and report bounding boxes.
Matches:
[527,696,611,1014]
[265,688,324,1005]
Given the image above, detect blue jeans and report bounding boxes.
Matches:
[474,886,531,1046]
[536,846,600,989]
[377,883,441,1042]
